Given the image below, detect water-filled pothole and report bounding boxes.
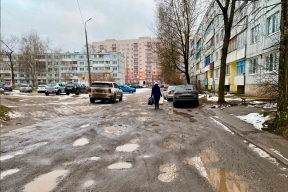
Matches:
[105,125,120,134]
[108,162,132,169]
[73,138,89,146]
[158,164,177,182]
[83,180,94,188]
[163,141,182,149]
[173,110,197,122]
[150,123,160,126]
[1,168,20,180]
[116,144,139,152]
[23,169,69,192]
[168,133,188,138]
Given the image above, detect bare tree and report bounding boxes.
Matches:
[154,0,201,84]
[275,0,288,137]
[0,35,19,88]
[18,30,49,87]
[215,0,236,103]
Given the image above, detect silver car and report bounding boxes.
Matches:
[20,84,32,93]
[37,84,46,93]
[173,85,199,107]
[45,83,65,95]
[163,86,176,101]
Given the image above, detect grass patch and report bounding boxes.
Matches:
[0,105,12,122]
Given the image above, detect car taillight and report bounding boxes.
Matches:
[192,91,198,94]
[168,91,171,94]
[55,86,58,89]
[108,88,111,93]
[88,88,91,92]
[174,92,181,95]
[74,85,77,89]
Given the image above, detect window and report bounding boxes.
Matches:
[205,22,212,37]
[237,59,245,74]
[79,61,84,65]
[226,65,230,75]
[196,52,201,60]
[237,31,245,49]
[205,55,211,66]
[195,40,201,50]
[80,68,84,71]
[267,12,280,35]
[191,39,194,47]
[215,68,219,79]
[251,25,260,43]
[266,53,277,72]
[228,37,237,52]
[249,58,258,74]
[79,56,84,59]
[113,67,117,70]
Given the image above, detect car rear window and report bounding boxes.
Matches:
[21,84,28,87]
[47,83,56,87]
[91,83,113,87]
[176,85,196,91]
[66,83,75,87]
[38,85,46,87]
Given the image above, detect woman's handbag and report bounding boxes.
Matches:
[148,97,154,105]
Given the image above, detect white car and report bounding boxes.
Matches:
[20,84,32,93]
[37,84,46,93]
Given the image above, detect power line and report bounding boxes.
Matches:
[77,0,84,24]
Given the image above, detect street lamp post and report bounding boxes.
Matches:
[85,18,92,86]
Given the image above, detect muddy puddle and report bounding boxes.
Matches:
[184,149,250,192]
[137,117,149,121]
[1,169,20,180]
[90,157,100,161]
[23,169,69,192]
[150,123,160,126]
[163,141,182,149]
[105,125,120,134]
[80,124,90,128]
[73,138,89,146]
[116,144,139,152]
[158,164,177,182]
[169,119,180,122]
[168,133,188,138]
[108,162,132,169]
[173,110,197,122]
[100,115,107,119]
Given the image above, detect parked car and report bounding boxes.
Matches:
[88,81,123,103]
[159,84,164,88]
[45,83,65,95]
[118,84,136,93]
[129,84,143,89]
[163,85,176,101]
[65,82,88,95]
[163,84,169,91]
[173,85,199,107]
[3,84,13,91]
[20,84,32,93]
[0,87,4,94]
[37,84,46,93]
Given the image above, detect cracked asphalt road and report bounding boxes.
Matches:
[1,89,288,192]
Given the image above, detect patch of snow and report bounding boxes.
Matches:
[263,103,277,109]
[209,117,234,134]
[207,96,242,102]
[125,88,150,95]
[249,144,278,165]
[236,113,270,130]
[198,94,206,99]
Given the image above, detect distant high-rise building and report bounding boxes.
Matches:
[93,36,162,86]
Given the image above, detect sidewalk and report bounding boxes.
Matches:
[202,104,288,166]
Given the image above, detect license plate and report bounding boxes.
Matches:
[182,93,190,95]
[67,87,72,90]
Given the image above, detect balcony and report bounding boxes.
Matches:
[204,78,208,85]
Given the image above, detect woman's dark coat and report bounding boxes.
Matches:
[151,84,162,100]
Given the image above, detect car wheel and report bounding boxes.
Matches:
[58,90,61,95]
[76,90,80,95]
[113,94,116,103]
[173,101,177,107]
[129,90,132,93]
[66,92,70,95]
[90,98,95,103]
[195,100,199,107]
[119,94,123,101]
[45,92,49,96]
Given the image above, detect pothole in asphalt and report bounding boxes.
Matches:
[169,119,180,122]
[73,138,89,146]
[116,144,139,152]
[83,180,95,188]
[105,125,120,134]
[163,141,182,149]
[158,164,177,182]
[119,112,129,116]
[1,168,20,180]
[137,117,149,121]
[140,112,148,115]
[184,148,249,192]
[80,124,90,128]
[173,110,197,122]
[108,162,132,170]
[168,133,188,138]
[155,129,162,134]
[23,169,69,192]
[150,123,160,126]
[90,157,100,161]
[100,115,107,119]
[130,138,140,144]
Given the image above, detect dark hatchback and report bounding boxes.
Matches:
[173,84,199,107]
[65,83,88,95]
[3,84,13,91]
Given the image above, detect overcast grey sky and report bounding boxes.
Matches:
[2,0,156,52]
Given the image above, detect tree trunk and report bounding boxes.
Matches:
[8,54,15,88]
[276,0,288,137]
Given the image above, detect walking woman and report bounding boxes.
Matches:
[151,82,162,110]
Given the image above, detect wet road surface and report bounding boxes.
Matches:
[1,89,288,192]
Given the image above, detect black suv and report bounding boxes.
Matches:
[65,83,88,95]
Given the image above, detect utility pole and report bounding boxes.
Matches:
[85,18,92,86]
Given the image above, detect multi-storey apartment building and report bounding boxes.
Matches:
[0,51,125,86]
[92,36,161,85]
[189,0,281,96]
